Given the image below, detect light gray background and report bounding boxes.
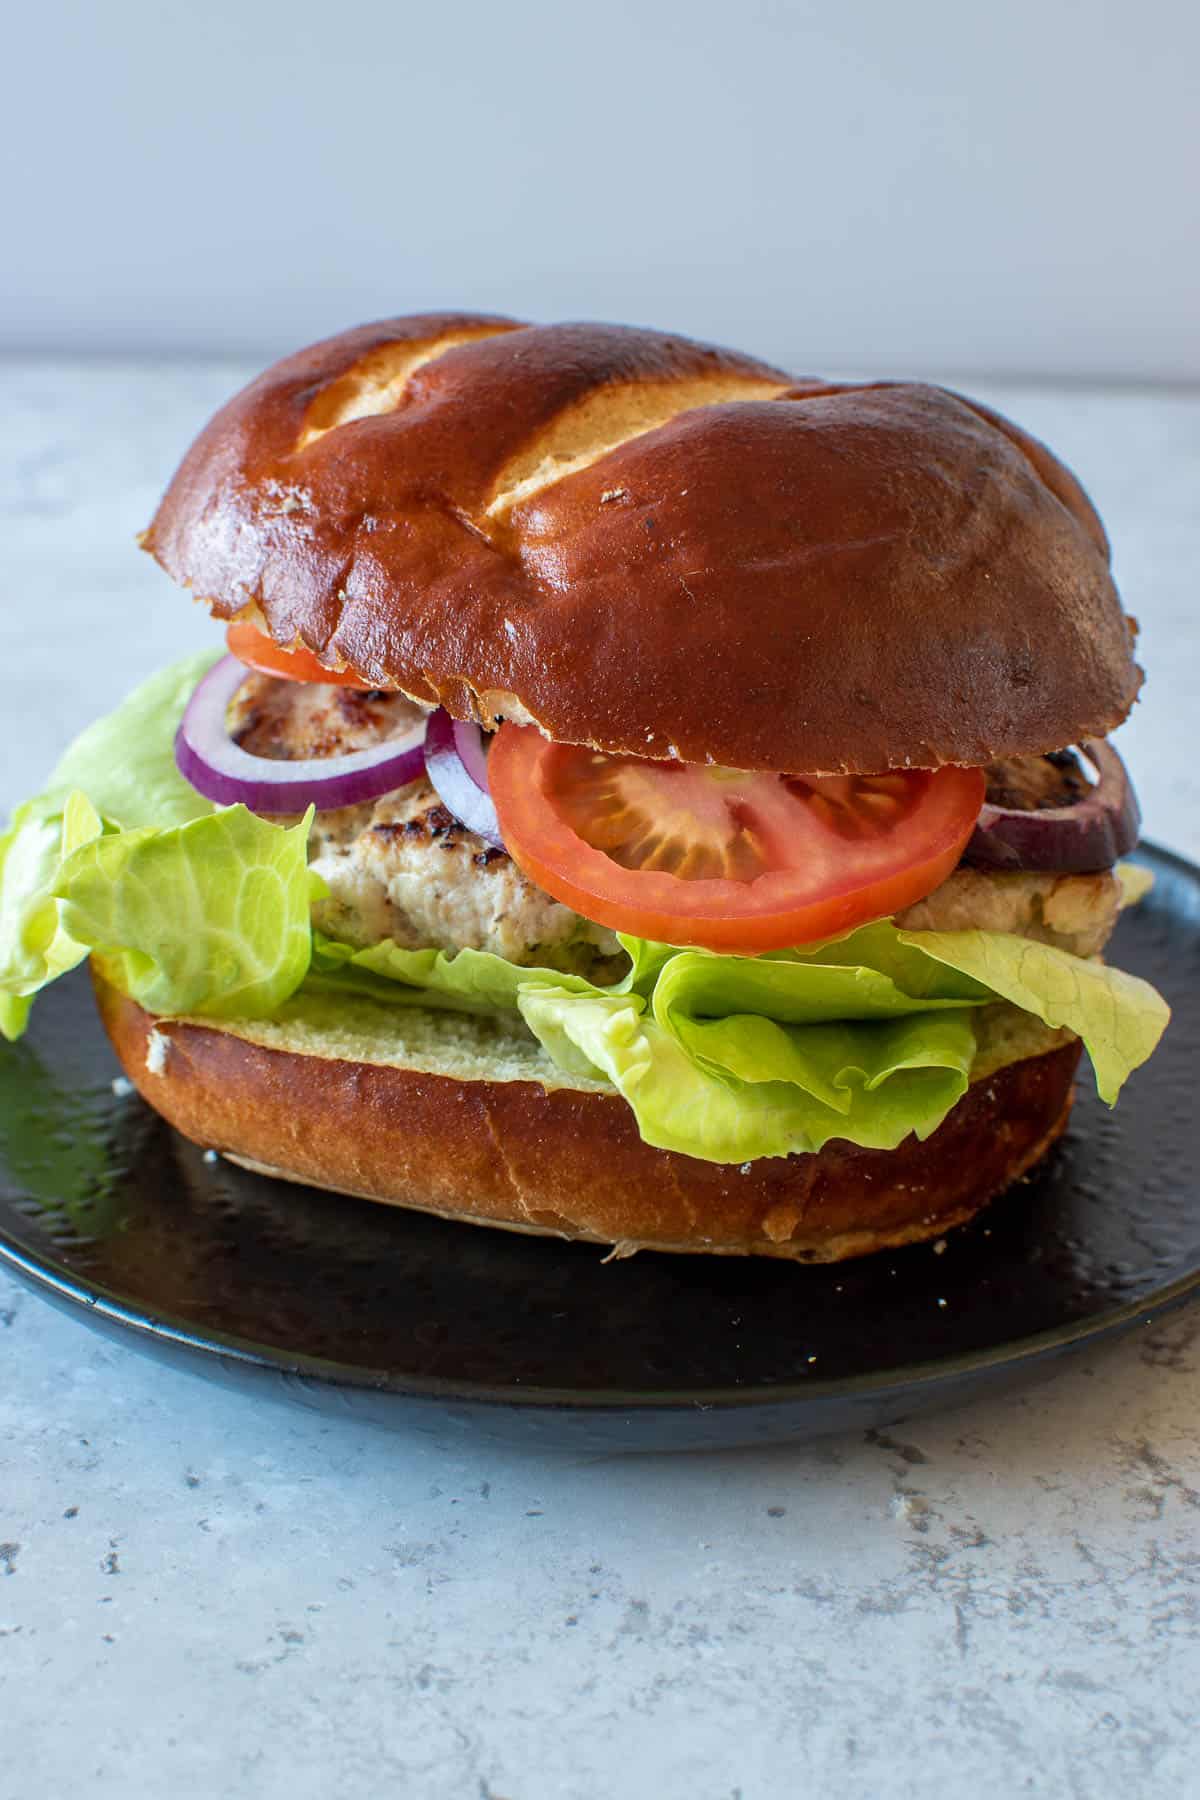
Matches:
[4,0,1198,377]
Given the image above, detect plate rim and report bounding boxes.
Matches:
[1,837,1196,1418]
[2,1226,1199,1415]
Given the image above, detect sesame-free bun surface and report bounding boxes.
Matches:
[95,972,1081,1264]
[143,314,1141,775]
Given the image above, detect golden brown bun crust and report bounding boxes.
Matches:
[95,975,1081,1263]
[142,313,1141,774]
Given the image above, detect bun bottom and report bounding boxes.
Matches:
[94,971,1081,1264]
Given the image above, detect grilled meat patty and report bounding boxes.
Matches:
[897,867,1118,959]
[228,674,1121,964]
[229,675,621,973]
[982,748,1091,812]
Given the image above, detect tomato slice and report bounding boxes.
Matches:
[488,728,985,953]
[225,623,380,689]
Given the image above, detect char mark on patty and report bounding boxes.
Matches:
[983,749,1091,813]
[228,672,429,761]
[370,804,511,859]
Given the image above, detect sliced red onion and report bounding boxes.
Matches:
[175,655,428,813]
[423,708,506,850]
[963,739,1140,873]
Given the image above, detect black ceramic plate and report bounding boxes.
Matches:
[1,843,1197,1453]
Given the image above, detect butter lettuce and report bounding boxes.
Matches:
[0,791,104,1039]
[307,932,987,1159]
[307,932,599,1016]
[56,807,318,1021]
[517,984,980,1161]
[894,927,1168,1105]
[304,915,1168,1164]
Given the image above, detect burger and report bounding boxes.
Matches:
[0,314,1170,1261]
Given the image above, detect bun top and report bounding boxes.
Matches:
[143,312,1142,773]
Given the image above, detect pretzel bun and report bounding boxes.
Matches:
[95,971,1081,1263]
[143,314,1141,775]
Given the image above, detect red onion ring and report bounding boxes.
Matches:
[963,739,1140,873]
[175,655,428,812]
[423,709,506,850]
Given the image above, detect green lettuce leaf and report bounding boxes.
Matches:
[517,982,979,1161]
[0,992,32,1041]
[306,923,989,1161]
[0,791,105,1040]
[55,806,316,1021]
[0,650,222,1036]
[307,932,599,1016]
[307,914,1168,1164]
[895,927,1170,1105]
